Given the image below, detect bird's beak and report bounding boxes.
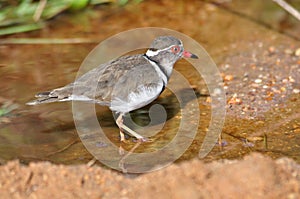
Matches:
[183,50,198,59]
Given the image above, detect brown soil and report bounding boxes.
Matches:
[0,153,299,199]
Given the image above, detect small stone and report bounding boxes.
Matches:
[288,76,295,83]
[227,94,242,105]
[255,79,262,83]
[251,83,260,88]
[265,91,274,100]
[268,46,275,53]
[263,85,268,89]
[224,75,233,81]
[276,59,281,65]
[293,89,300,94]
[295,48,300,56]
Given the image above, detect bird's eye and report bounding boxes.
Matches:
[171,46,180,54]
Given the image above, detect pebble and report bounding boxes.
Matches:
[254,79,262,83]
[293,89,300,94]
[200,88,209,95]
[295,48,300,56]
[268,46,275,53]
[280,87,286,92]
[263,85,268,89]
[252,83,260,88]
[288,76,295,83]
[227,94,242,105]
[224,75,234,81]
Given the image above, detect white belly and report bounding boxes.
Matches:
[110,83,164,113]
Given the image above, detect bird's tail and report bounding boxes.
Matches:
[26,91,60,105]
[26,85,99,106]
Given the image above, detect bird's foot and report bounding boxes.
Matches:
[133,137,154,143]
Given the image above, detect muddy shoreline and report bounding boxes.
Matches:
[0,153,299,199]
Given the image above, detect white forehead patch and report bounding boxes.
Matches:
[145,45,183,57]
[146,49,160,56]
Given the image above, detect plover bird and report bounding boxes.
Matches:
[27,36,198,142]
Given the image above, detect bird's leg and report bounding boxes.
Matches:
[116,114,126,142]
[116,113,147,142]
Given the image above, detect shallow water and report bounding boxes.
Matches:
[0,0,299,167]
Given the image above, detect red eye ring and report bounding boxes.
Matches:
[171,45,180,54]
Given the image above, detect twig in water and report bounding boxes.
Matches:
[87,158,97,167]
[46,139,79,157]
[273,0,300,21]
